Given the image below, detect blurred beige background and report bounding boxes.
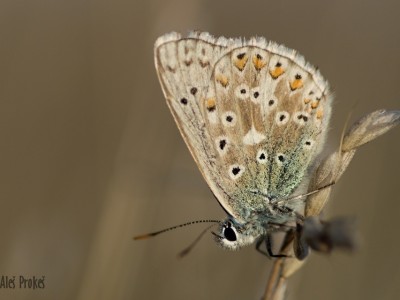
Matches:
[1,0,399,299]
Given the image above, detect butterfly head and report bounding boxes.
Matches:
[213,218,263,250]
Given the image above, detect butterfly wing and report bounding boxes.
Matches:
[154,32,240,219]
[154,32,332,222]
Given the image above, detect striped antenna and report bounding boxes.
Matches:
[133,219,220,240]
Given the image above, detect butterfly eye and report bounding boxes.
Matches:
[223,227,237,242]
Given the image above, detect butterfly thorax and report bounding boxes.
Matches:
[229,186,303,219]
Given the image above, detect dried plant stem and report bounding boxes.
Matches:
[262,232,296,299]
[263,258,284,300]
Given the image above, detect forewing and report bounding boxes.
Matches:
[154,32,241,219]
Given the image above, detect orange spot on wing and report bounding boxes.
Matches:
[311,100,319,109]
[205,98,216,111]
[269,67,284,79]
[216,75,229,87]
[290,79,303,91]
[316,109,324,119]
[304,98,311,104]
[252,56,266,71]
[234,56,248,71]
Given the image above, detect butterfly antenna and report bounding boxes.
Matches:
[133,220,220,240]
[282,182,337,204]
[177,224,216,258]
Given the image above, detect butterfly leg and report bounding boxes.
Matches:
[255,237,271,258]
[255,234,288,258]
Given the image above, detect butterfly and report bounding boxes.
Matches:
[153,31,332,256]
